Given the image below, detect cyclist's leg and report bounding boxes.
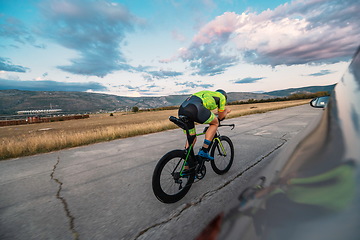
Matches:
[184,124,196,149]
[203,115,219,144]
[195,105,218,160]
[179,96,215,160]
[178,98,198,148]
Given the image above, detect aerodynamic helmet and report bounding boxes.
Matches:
[216,89,227,101]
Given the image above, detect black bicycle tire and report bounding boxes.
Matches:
[210,136,234,175]
[152,149,195,203]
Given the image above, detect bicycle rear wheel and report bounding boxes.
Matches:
[152,150,195,203]
[210,136,234,175]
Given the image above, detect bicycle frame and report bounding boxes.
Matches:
[169,116,235,176]
[152,117,235,203]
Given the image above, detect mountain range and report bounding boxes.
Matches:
[0,84,335,115]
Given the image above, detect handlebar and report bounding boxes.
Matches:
[219,123,235,130]
[202,122,235,133]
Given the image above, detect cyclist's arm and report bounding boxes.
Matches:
[218,107,231,121]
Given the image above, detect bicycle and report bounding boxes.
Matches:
[152,115,235,203]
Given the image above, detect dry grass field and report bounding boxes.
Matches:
[0,99,309,160]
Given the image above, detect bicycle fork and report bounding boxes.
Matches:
[213,137,227,157]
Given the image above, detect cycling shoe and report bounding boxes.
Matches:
[198,149,214,161]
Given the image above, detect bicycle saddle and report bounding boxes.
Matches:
[178,115,190,122]
[169,116,188,130]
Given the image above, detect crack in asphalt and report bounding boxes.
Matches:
[134,138,287,239]
[51,156,80,240]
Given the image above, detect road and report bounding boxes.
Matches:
[0,105,322,240]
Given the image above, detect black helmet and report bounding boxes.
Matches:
[216,89,227,100]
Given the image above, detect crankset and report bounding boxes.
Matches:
[196,164,206,180]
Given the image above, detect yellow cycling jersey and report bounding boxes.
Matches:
[192,90,226,112]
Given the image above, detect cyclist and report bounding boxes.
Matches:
[179,89,231,160]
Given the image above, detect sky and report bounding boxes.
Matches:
[0,0,359,97]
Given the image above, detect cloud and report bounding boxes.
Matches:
[234,77,265,84]
[147,70,183,79]
[122,85,137,91]
[142,70,183,81]
[178,0,360,75]
[0,57,29,73]
[175,81,214,88]
[178,12,239,76]
[121,83,162,94]
[38,0,141,77]
[306,69,335,77]
[176,89,191,94]
[0,78,107,92]
[0,16,46,49]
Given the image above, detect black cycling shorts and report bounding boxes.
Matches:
[178,95,213,131]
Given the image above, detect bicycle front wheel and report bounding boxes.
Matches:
[210,136,234,175]
[152,150,195,203]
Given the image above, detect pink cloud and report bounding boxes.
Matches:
[177,0,360,74]
[192,12,239,45]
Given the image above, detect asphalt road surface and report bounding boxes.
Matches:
[0,104,322,240]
